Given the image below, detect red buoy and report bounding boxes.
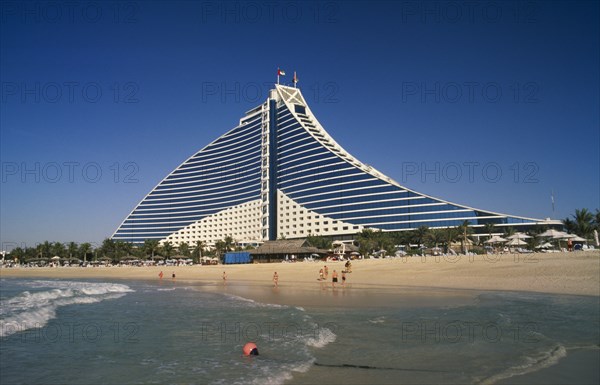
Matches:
[243,342,259,356]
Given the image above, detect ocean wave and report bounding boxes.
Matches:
[368,316,386,324]
[0,280,133,338]
[479,344,567,385]
[222,293,288,309]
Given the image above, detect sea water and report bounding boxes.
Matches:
[1,278,598,385]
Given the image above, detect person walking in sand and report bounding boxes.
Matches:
[342,271,346,286]
[273,271,279,287]
[324,265,329,279]
[158,271,163,280]
[222,271,227,285]
[332,270,338,288]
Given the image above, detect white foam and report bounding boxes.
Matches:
[0,280,133,338]
[368,316,386,324]
[250,358,315,385]
[480,344,567,385]
[305,327,337,348]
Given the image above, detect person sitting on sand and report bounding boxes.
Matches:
[273,272,279,287]
[345,261,352,273]
[332,270,338,287]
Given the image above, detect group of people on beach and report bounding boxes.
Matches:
[161,264,350,288]
[318,265,346,287]
[158,271,176,280]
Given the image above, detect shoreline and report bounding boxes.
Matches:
[1,251,598,299]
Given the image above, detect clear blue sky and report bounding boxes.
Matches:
[1,1,598,249]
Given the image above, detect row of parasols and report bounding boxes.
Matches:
[485,229,588,248]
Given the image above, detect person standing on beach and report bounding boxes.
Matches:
[319,268,324,281]
[222,271,227,285]
[172,272,176,280]
[273,272,279,287]
[332,270,338,288]
[159,271,163,280]
[324,265,329,279]
[342,271,346,286]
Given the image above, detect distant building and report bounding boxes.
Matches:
[112,83,560,246]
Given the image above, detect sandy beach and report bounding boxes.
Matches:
[2,251,598,301]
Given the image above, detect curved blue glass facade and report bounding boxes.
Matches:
[112,110,264,243]
[113,84,556,245]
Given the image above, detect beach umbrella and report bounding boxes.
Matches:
[507,233,532,240]
[485,235,507,244]
[51,256,61,261]
[567,235,586,242]
[539,229,568,238]
[506,238,527,246]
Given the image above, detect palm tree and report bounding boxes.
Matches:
[573,208,594,239]
[178,242,191,257]
[457,221,472,253]
[426,229,445,249]
[67,242,78,259]
[99,238,115,259]
[414,226,430,248]
[144,239,160,258]
[193,240,205,263]
[483,223,496,240]
[356,229,377,256]
[503,227,516,237]
[9,247,25,263]
[223,236,234,252]
[79,242,92,262]
[563,218,577,234]
[214,240,228,261]
[161,241,174,258]
[51,242,66,258]
[307,235,332,249]
[38,241,52,258]
[444,227,459,253]
[114,241,132,261]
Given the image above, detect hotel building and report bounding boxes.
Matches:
[112,84,559,245]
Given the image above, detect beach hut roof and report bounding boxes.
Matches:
[250,239,328,255]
